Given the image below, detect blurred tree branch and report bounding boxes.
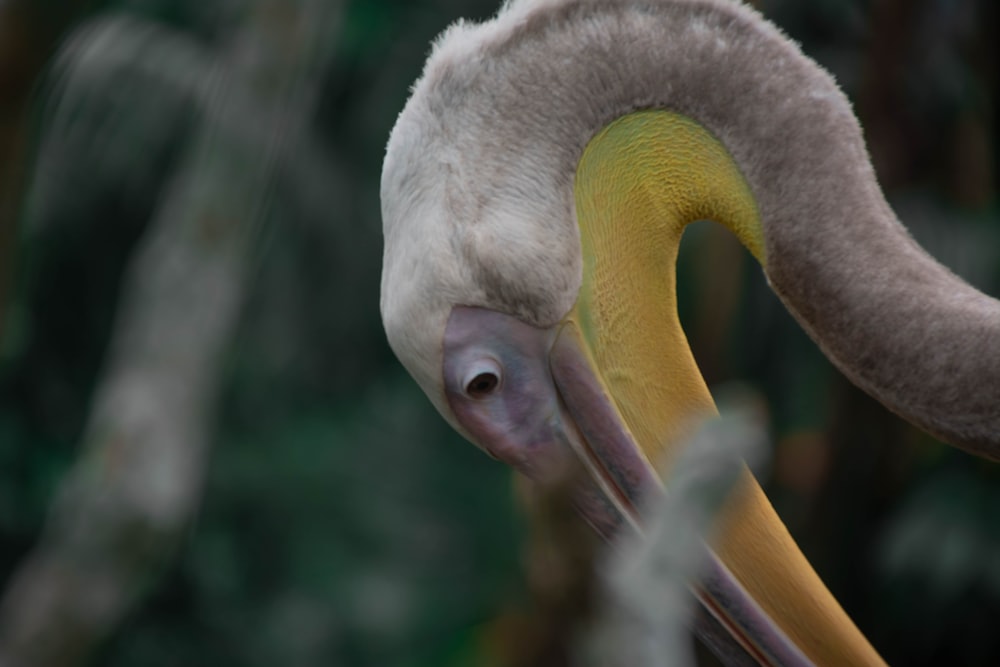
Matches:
[0,1,339,664]
[581,390,769,667]
[0,0,92,341]
[502,389,769,667]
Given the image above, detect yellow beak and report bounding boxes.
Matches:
[565,109,886,666]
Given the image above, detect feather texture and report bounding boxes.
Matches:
[381,0,1000,453]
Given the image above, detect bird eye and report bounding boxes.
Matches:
[463,360,502,399]
[466,372,499,398]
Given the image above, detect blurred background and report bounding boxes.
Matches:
[0,0,996,665]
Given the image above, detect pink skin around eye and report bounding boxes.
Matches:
[443,306,655,537]
[442,306,570,482]
[443,306,660,506]
[442,306,629,538]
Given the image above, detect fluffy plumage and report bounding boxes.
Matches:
[381,0,999,454]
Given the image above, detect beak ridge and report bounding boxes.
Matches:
[549,320,813,667]
[550,321,661,523]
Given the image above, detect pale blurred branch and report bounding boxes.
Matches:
[26,13,337,242]
[581,388,769,667]
[0,1,340,665]
[0,0,92,341]
[25,16,211,233]
[511,388,770,667]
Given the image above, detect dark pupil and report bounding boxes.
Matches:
[467,373,498,397]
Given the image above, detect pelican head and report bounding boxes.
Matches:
[381,0,1000,664]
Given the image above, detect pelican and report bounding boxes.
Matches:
[379,0,1000,664]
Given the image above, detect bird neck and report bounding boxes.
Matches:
[570,109,887,666]
[433,0,999,456]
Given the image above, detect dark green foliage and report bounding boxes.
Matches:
[0,0,998,665]
[102,381,521,667]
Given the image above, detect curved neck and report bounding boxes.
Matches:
[430,0,1000,456]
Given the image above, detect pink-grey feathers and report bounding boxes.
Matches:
[380,0,1000,454]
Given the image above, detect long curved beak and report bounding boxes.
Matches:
[548,321,812,667]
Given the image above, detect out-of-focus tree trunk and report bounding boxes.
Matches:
[0,1,339,665]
